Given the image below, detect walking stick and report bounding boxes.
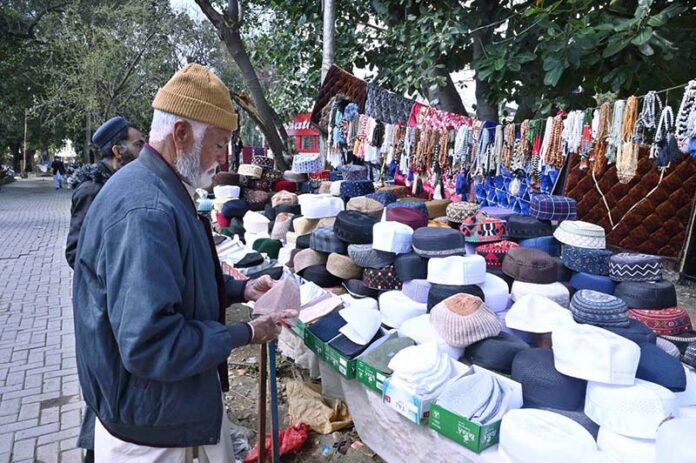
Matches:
[268,340,281,462]
[257,343,268,463]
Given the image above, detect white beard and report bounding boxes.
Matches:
[175,138,217,189]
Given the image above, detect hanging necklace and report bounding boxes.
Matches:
[606,100,625,164]
[592,102,611,175]
[616,96,639,184]
[502,124,515,170]
[637,91,662,131]
[676,80,696,153]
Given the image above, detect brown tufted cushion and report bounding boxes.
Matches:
[310,65,367,130]
[563,149,696,257]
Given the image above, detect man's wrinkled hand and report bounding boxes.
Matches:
[244,275,275,302]
[248,309,299,344]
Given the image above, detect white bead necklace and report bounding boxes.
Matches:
[650,106,674,159]
[606,100,626,163]
[637,91,662,130]
[676,80,696,153]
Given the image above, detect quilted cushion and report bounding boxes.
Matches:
[310,65,367,129]
[364,83,415,125]
[564,150,696,257]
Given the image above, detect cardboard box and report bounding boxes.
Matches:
[303,328,326,359]
[355,331,399,394]
[428,366,523,453]
[382,359,470,425]
[322,343,357,379]
[292,319,306,338]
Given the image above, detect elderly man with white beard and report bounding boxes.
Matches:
[72,64,296,462]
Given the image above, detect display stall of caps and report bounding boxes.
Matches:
[201,75,696,460]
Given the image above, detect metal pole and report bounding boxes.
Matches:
[257,343,268,463]
[268,340,280,462]
[22,109,28,178]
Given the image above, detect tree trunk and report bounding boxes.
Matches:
[11,143,21,171]
[194,0,289,171]
[84,112,92,164]
[472,0,502,122]
[423,64,468,116]
[320,0,336,163]
[321,0,336,82]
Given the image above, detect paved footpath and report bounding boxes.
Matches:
[0,178,84,463]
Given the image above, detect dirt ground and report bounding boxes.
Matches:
[224,267,696,462]
[224,303,381,463]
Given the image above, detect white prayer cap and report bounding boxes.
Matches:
[338,306,381,346]
[505,294,574,333]
[478,273,510,313]
[427,255,486,286]
[379,290,427,329]
[656,417,696,463]
[553,322,640,385]
[329,180,343,197]
[339,294,378,312]
[244,231,270,249]
[298,194,344,219]
[242,210,270,234]
[213,185,240,199]
[499,409,596,463]
[585,379,678,439]
[510,280,570,308]
[397,314,465,360]
[597,428,656,463]
[372,221,413,254]
[388,342,455,395]
[676,366,696,408]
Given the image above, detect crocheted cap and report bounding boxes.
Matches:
[430,293,501,348]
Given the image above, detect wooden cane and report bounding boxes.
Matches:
[268,340,281,462]
[257,343,268,463]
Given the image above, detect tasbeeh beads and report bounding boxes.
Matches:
[616,96,639,184]
[606,99,625,164]
[676,80,696,153]
[592,102,611,175]
[637,91,662,131]
[547,116,565,168]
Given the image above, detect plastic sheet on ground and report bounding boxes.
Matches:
[321,364,504,463]
[286,380,353,434]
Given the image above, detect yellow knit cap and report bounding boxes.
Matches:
[152,64,238,131]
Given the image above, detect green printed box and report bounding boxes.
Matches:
[292,319,306,338]
[303,329,325,358]
[428,404,501,453]
[355,361,389,393]
[428,366,523,453]
[322,344,357,379]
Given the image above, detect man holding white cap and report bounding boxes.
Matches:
[72,64,296,461]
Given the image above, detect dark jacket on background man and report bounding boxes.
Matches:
[65,160,115,268]
[72,146,250,447]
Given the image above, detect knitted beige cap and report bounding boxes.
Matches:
[293,217,320,236]
[430,293,501,348]
[271,190,298,208]
[326,253,363,280]
[347,196,384,219]
[293,249,328,274]
[152,64,238,131]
